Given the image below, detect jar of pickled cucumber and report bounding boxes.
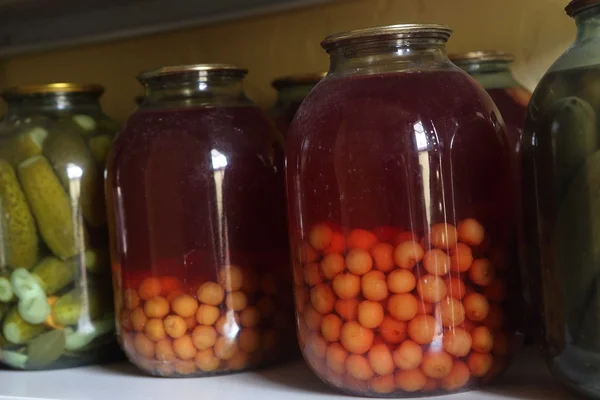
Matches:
[0,83,119,369]
[106,64,295,377]
[287,25,518,396]
[269,73,325,135]
[522,1,600,397]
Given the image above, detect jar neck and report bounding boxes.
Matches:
[575,5,600,41]
[142,75,251,108]
[4,94,101,116]
[458,62,520,89]
[328,39,451,76]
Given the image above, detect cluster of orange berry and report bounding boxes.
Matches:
[117,265,295,376]
[293,218,512,395]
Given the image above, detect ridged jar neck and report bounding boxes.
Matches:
[574,5,600,42]
[2,93,102,116]
[138,64,252,108]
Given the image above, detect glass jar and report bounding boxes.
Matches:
[286,24,517,396]
[106,64,295,377]
[269,73,324,135]
[0,83,118,369]
[521,1,600,397]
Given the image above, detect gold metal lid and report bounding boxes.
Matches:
[321,24,452,51]
[138,63,248,81]
[1,83,104,98]
[271,73,327,89]
[566,0,600,17]
[450,51,514,64]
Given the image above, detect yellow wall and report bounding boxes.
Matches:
[0,0,574,121]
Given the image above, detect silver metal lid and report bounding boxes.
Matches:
[321,24,452,51]
[138,64,248,81]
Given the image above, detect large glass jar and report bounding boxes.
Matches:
[106,64,295,377]
[521,1,600,397]
[269,73,324,135]
[0,83,118,369]
[286,24,517,397]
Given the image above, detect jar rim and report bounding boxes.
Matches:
[271,73,327,89]
[566,0,600,17]
[138,64,248,81]
[449,51,514,64]
[1,83,104,98]
[321,24,452,51]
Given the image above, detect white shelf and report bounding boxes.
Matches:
[0,349,586,400]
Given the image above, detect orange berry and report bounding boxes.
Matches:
[166,288,186,303]
[394,231,419,245]
[463,318,476,333]
[332,273,361,300]
[457,218,485,246]
[450,243,474,273]
[155,362,176,376]
[304,262,322,286]
[309,223,334,250]
[163,315,187,339]
[395,368,427,392]
[484,279,507,302]
[393,240,424,269]
[184,315,198,331]
[340,321,374,354]
[441,360,471,391]
[138,277,162,300]
[171,294,198,318]
[357,300,384,329]
[326,342,348,374]
[346,249,373,275]
[417,298,434,315]
[134,333,155,358]
[155,338,176,361]
[159,276,181,296]
[371,243,395,272]
[143,296,170,319]
[370,374,395,394]
[407,314,439,345]
[124,289,140,310]
[131,307,147,332]
[417,275,448,303]
[311,283,335,314]
[423,377,439,391]
[227,350,250,371]
[218,265,244,292]
[387,269,416,294]
[191,325,217,350]
[304,304,324,331]
[346,354,374,380]
[320,253,345,280]
[392,339,422,370]
[468,352,493,377]
[256,297,275,318]
[323,232,346,255]
[423,249,451,276]
[215,312,240,336]
[421,350,453,379]
[196,282,225,306]
[388,293,418,321]
[144,318,167,341]
[240,306,260,328]
[471,326,494,353]
[195,348,220,372]
[174,360,196,375]
[379,317,407,344]
[347,229,378,250]
[335,298,359,321]
[463,292,490,322]
[307,334,328,358]
[445,276,467,299]
[483,304,505,332]
[214,336,239,360]
[195,304,220,326]
[321,313,343,342]
[345,375,369,392]
[172,335,197,360]
[299,242,319,263]
[437,296,466,327]
[239,328,261,353]
[361,270,388,301]
[469,259,496,286]
[443,328,472,357]
[429,223,458,249]
[225,291,248,311]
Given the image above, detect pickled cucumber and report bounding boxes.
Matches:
[0,160,38,269]
[64,318,113,351]
[32,257,74,295]
[0,277,14,302]
[52,288,105,326]
[3,307,45,344]
[18,156,83,259]
[72,115,96,133]
[42,127,105,227]
[1,350,28,369]
[0,126,48,167]
[11,268,45,300]
[87,135,112,166]
[84,248,109,274]
[18,294,50,324]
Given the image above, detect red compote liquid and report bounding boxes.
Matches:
[286,25,519,397]
[106,65,295,377]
